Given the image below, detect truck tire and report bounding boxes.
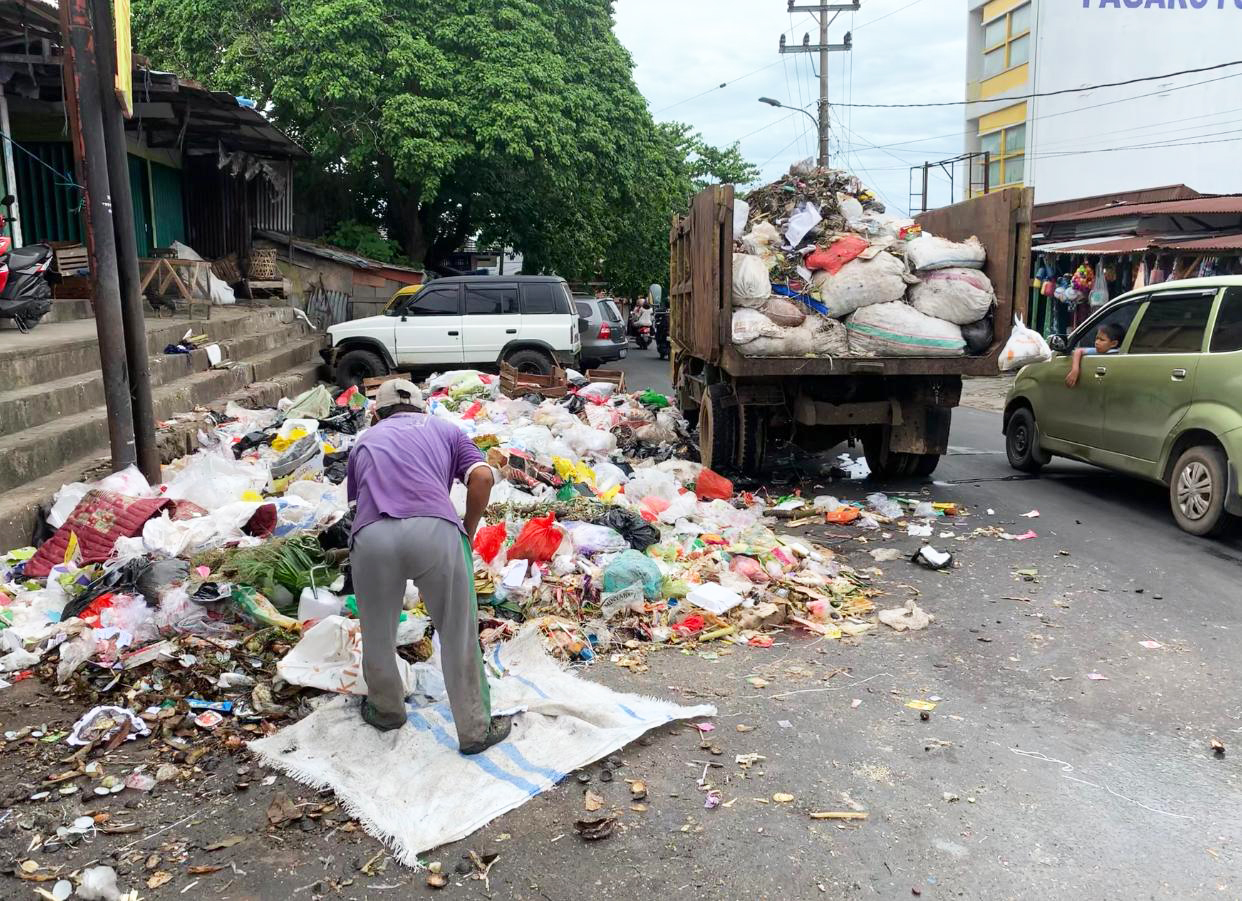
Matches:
[862,427,914,479]
[698,384,736,472]
[1005,407,1047,473]
[505,348,555,375]
[737,406,769,476]
[1169,445,1231,537]
[910,454,941,478]
[335,348,388,389]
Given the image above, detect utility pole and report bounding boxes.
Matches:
[90,0,160,482]
[59,0,136,471]
[781,1,856,168]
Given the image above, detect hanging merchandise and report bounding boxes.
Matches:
[1089,260,1110,307]
[1071,262,1095,296]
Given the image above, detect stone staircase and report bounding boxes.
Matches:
[0,301,325,551]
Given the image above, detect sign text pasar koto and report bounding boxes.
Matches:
[1083,0,1242,7]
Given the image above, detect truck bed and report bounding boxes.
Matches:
[670,184,1033,377]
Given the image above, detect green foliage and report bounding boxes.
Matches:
[131,0,757,296]
[322,221,403,265]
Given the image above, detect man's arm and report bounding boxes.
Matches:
[462,465,494,540]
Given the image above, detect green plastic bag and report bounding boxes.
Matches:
[639,390,670,409]
[603,550,663,600]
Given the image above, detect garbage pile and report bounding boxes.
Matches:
[731,160,997,360]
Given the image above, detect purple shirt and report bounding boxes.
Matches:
[347,412,486,539]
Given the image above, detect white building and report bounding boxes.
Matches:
[964,0,1242,203]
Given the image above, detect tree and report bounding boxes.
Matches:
[131,0,756,293]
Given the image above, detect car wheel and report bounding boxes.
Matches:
[1005,408,1047,473]
[1170,445,1231,537]
[505,348,555,375]
[335,348,388,389]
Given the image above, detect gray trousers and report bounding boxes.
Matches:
[351,516,491,747]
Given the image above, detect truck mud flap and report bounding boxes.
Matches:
[890,406,952,456]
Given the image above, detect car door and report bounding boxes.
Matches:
[520,281,577,354]
[393,282,464,366]
[1038,299,1143,452]
[462,281,521,364]
[1101,289,1216,465]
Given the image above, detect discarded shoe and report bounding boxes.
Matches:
[460,715,513,755]
[360,698,405,732]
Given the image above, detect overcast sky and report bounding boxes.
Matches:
[613,0,968,215]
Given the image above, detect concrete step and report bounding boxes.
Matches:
[0,298,94,330]
[0,306,298,390]
[0,318,323,434]
[0,356,323,552]
[0,332,323,493]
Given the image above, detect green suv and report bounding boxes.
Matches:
[1003,277,1242,536]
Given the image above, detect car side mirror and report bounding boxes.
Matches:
[1048,335,1067,353]
[400,314,407,323]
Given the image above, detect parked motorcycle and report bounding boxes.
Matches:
[0,195,55,332]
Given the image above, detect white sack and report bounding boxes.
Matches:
[998,316,1053,372]
[846,302,965,357]
[905,234,986,272]
[811,252,907,318]
[732,253,771,307]
[909,268,996,325]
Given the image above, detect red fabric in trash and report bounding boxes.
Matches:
[473,522,507,563]
[507,513,562,563]
[169,500,209,521]
[243,503,278,538]
[805,234,867,275]
[25,490,173,578]
[695,469,733,501]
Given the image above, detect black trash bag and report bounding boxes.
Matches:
[591,507,659,551]
[135,559,189,601]
[318,408,366,436]
[962,312,994,356]
[233,430,274,459]
[562,395,586,416]
[191,581,232,605]
[323,449,350,485]
[60,559,147,620]
[318,509,354,551]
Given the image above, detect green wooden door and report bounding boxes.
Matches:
[128,155,152,256]
[148,161,186,249]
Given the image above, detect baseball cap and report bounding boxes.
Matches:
[374,378,424,411]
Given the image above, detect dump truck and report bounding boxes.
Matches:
[669,184,1033,477]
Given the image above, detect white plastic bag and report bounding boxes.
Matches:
[810,252,907,318]
[163,452,268,511]
[905,234,986,272]
[731,253,770,306]
[785,201,823,247]
[998,316,1053,371]
[846,302,965,357]
[276,615,417,696]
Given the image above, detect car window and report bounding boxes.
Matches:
[1211,287,1242,353]
[522,282,560,315]
[575,302,593,319]
[1072,301,1141,352]
[464,283,519,316]
[603,301,623,323]
[1128,293,1215,354]
[406,285,460,316]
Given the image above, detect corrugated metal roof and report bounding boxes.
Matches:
[1158,233,1242,253]
[1037,236,1157,256]
[1037,232,1242,256]
[254,229,424,274]
[1032,184,1201,224]
[1038,196,1242,224]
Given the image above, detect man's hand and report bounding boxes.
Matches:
[463,465,495,541]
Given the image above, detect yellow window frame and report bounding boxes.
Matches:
[978,124,1025,191]
[983,2,1031,75]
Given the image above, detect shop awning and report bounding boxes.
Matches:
[1034,236,1160,256]
[1035,233,1242,256]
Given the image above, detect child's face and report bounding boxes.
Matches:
[1095,331,1119,353]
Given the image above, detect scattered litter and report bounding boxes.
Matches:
[912,546,953,570]
[1138,640,1163,650]
[1086,673,1109,681]
[879,601,933,632]
[1020,510,1040,518]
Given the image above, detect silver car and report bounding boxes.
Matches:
[574,296,628,368]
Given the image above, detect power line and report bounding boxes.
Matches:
[651,59,783,115]
[833,58,1242,109]
[852,0,928,30]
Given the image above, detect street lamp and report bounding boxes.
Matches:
[758,96,820,133]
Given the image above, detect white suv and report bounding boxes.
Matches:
[325,275,581,387]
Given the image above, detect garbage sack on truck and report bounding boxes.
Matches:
[905,234,986,272]
[810,252,907,319]
[731,253,771,309]
[908,268,996,325]
[738,314,848,358]
[759,296,805,328]
[846,302,966,357]
[961,313,995,355]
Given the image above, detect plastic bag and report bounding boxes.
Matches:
[1089,260,1110,306]
[804,234,867,275]
[695,468,733,501]
[57,630,97,683]
[600,584,646,620]
[164,452,268,511]
[508,513,564,563]
[998,316,1052,372]
[593,507,660,551]
[729,555,770,584]
[473,522,507,563]
[866,492,903,519]
[626,468,680,504]
[593,460,629,493]
[277,615,418,695]
[77,866,122,901]
[785,201,823,247]
[760,296,806,328]
[639,390,670,409]
[563,522,629,556]
[961,314,995,355]
[602,550,663,599]
[732,253,771,306]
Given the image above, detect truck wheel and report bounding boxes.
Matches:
[862,428,913,479]
[737,406,769,476]
[1005,407,1048,473]
[504,348,555,375]
[1169,445,1231,537]
[698,384,736,472]
[910,454,940,478]
[335,348,388,389]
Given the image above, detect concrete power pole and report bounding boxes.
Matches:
[781,1,856,168]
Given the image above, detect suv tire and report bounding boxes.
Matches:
[335,348,388,389]
[505,348,555,375]
[1005,408,1048,473]
[1170,445,1231,537]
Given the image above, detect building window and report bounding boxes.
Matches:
[982,2,1031,78]
[980,121,1025,188]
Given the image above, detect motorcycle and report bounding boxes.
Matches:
[652,308,670,360]
[633,323,652,350]
[0,194,56,332]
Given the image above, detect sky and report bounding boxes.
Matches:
[612,0,968,216]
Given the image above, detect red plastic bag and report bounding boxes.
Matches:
[473,522,507,564]
[507,513,562,563]
[805,234,868,275]
[695,469,733,501]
